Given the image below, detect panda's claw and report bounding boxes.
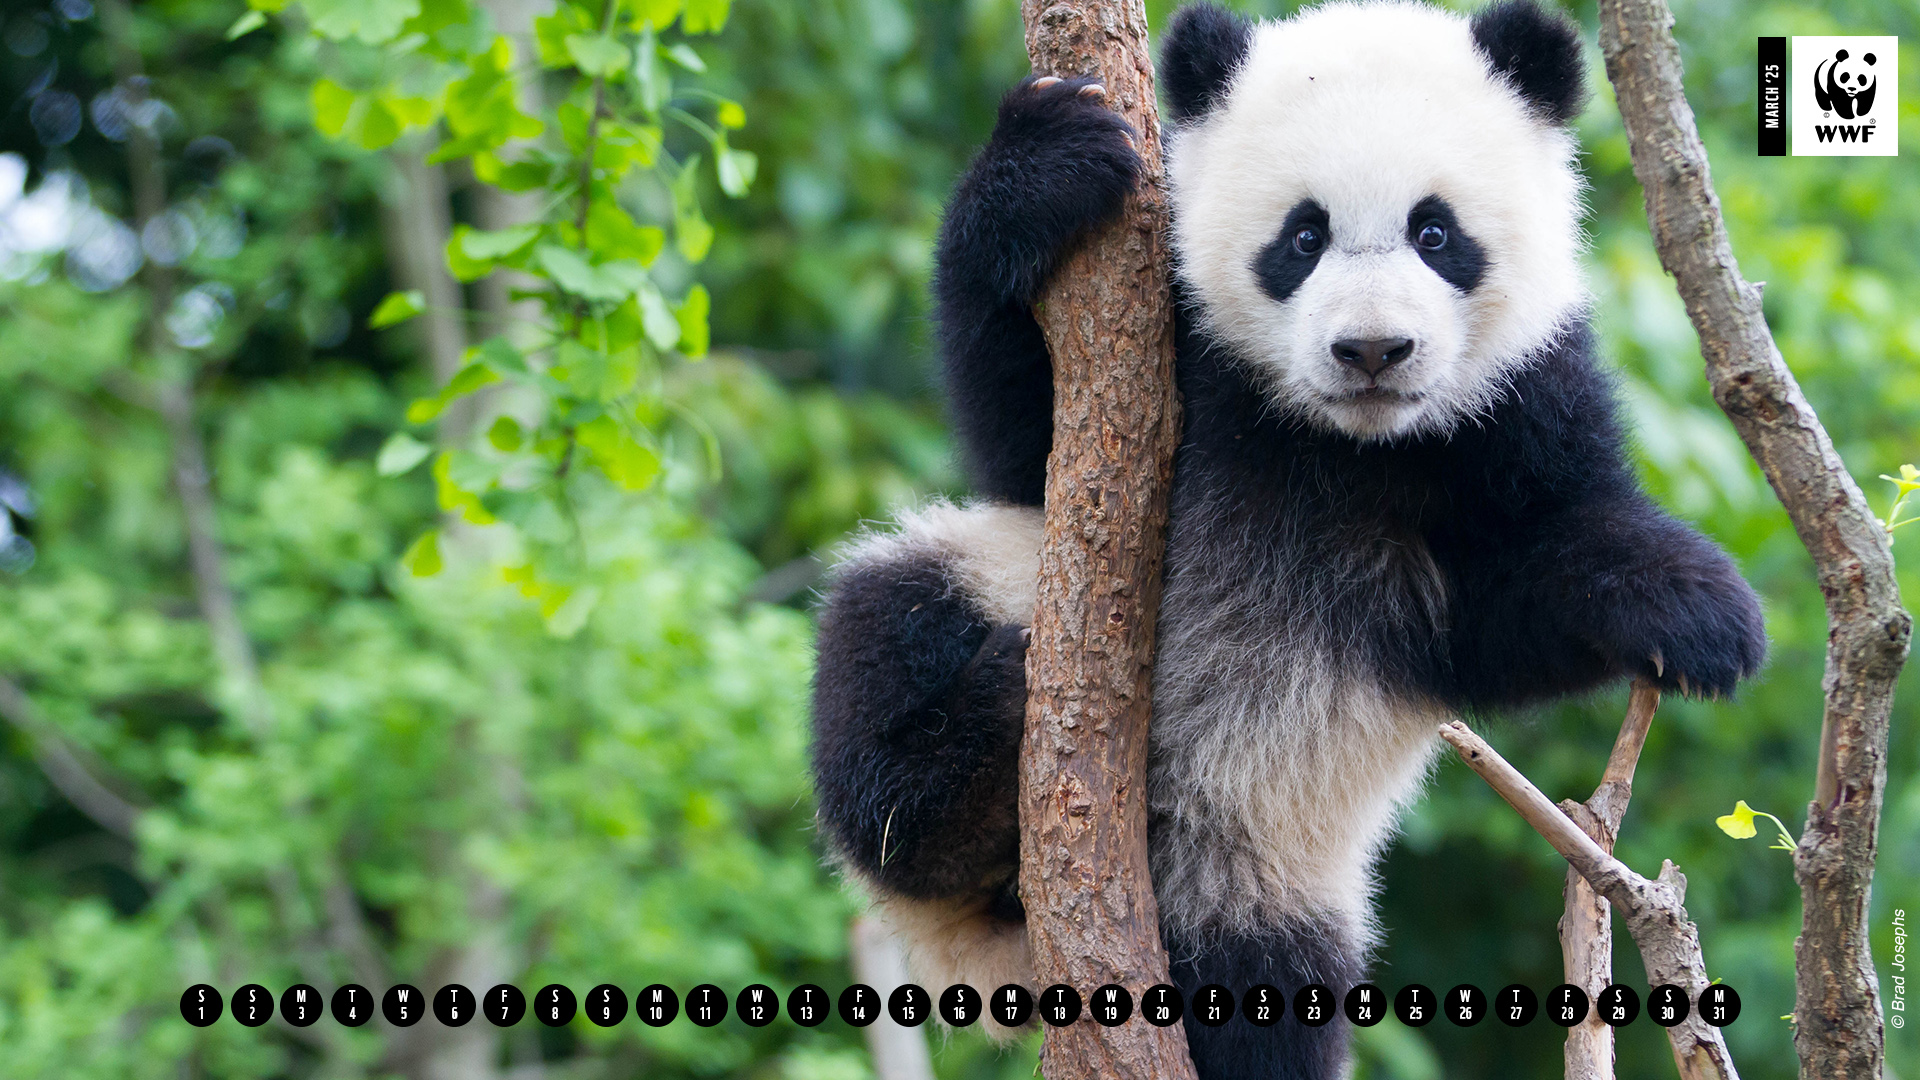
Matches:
[1077,83,1107,99]
[1033,75,1064,90]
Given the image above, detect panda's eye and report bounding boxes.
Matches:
[1417,222,1447,250]
[1292,226,1325,256]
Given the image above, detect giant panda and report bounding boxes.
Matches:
[808,2,1768,1077]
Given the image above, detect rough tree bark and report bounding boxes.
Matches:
[1014,2,1194,1079]
[1596,2,1911,1076]
[1559,680,1659,1080]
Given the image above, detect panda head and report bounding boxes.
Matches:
[1164,0,1589,441]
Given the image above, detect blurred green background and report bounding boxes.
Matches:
[0,0,1914,1078]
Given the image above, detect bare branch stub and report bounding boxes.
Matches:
[1014,1,1193,1078]
[1595,1,1910,1075]
[1439,722,1739,1080]
[1560,679,1660,1080]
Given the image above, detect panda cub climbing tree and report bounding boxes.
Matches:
[809,2,1767,1078]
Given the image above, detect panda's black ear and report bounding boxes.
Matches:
[1471,0,1588,125]
[1161,3,1253,123]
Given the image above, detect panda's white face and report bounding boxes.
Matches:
[1168,1,1587,441]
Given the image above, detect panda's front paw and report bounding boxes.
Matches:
[954,76,1143,303]
[1611,572,1767,700]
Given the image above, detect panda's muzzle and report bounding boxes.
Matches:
[1331,336,1414,380]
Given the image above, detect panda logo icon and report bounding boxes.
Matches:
[1813,48,1877,119]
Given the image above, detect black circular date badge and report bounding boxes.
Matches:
[231,984,273,1028]
[1294,984,1334,1027]
[637,984,679,1027]
[585,983,628,1027]
[788,984,829,1027]
[434,984,477,1027]
[485,984,526,1027]
[1393,984,1435,1027]
[180,984,223,1027]
[1141,984,1183,1027]
[1496,984,1539,1027]
[839,983,880,1027]
[687,984,728,1027]
[737,984,778,1028]
[331,984,373,1027]
[282,984,324,1027]
[1192,984,1234,1027]
[1344,984,1386,1027]
[381,984,424,1027]
[888,984,931,1027]
[1547,984,1589,1027]
[1241,984,1282,1027]
[1040,984,1081,1027]
[1649,984,1690,1027]
[1091,984,1133,1027]
[535,984,577,1027]
[1699,984,1741,1027]
[990,984,1034,1028]
[1598,984,1640,1027]
[1445,984,1486,1027]
[938,984,981,1027]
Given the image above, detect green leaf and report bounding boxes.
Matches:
[368,289,427,328]
[664,42,707,73]
[716,147,757,198]
[304,0,421,44]
[676,211,714,263]
[460,224,542,260]
[715,98,745,129]
[1715,801,1758,839]
[585,201,665,265]
[637,284,681,351]
[226,10,268,38]
[375,432,434,476]
[682,0,728,34]
[674,283,710,358]
[400,529,443,576]
[536,245,647,303]
[311,79,356,137]
[627,0,682,30]
[565,33,631,77]
[576,415,660,491]
[487,416,524,452]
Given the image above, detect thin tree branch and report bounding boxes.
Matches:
[1439,721,1739,1080]
[1595,2,1910,1075]
[0,677,145,840]
[1558,679,1659,1080]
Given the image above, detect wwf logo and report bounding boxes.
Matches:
[1811,48,1878,120]
[1788,36,1898,157]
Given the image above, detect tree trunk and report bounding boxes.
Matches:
[1014,2,1194,1079]
[1595,2,1912,1076]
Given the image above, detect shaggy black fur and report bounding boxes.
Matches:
[1162,2,1253,123]
[933,75,1141,506]
[809,553,1027,897]
[1471,0,1590,124]
[1169,919,1360,1080]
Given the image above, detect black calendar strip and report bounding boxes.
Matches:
[181,979,1741,1030]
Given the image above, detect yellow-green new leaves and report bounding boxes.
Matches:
[1716,801,1797,851]
[576,415,660,491]
[1882,463,1919,534]
[565,34,631,78]
[375,432,434,476]
[302,0,421,44]
[400,528,443,576]
[311,79,437,150]
[368,289,426,328]
[407,361,499,423]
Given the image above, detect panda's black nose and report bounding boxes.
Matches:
[1332,337,1415,379]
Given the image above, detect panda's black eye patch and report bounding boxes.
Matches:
[1254,200,1329,304]
[1407,195,1485,293]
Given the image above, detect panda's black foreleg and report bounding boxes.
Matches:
[1448,493,1767,707]
[934,75,1141,505]
[1167,918,1361,1080]
[810,551,1029,902]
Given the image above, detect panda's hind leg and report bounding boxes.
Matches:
[810,503,1042,906]
[1169,918,1362,1080]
